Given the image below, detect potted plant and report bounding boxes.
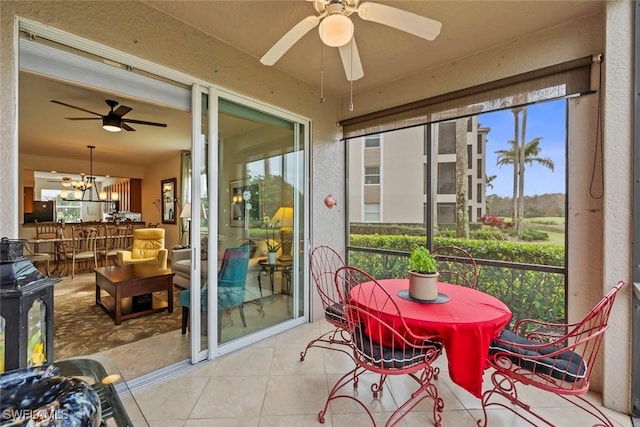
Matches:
[407,245,439,300]
[263,215,281,264]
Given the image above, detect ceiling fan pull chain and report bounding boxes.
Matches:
[349,40,354,111]
[320,41,325,103]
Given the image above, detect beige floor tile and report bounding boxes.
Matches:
[148,420,186,427]
[404,409,478,427]
[184,417,259,426]
[321,346,356,375]
[211,347,274,376]
[259,414,333,427]
[329,411,404,427]
[386,373,466,412]
[190,375,269,418]
[270,344,326,375]
[323,372,400,415]
[262,374,329,416]
[135,376,210,420]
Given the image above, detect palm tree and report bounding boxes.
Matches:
[495,135,555,237]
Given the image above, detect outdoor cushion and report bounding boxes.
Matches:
[354,325,434,369]
[489,329,587,382]
[325,302,347,326]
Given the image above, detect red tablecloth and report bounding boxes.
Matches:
[350,279,512,398]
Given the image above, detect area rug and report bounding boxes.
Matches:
[54,286,183,361]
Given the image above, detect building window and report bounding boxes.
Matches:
[437,162,455,194]
[438,122,456,154]
[365,135,380,148]
[365,166,380,184]
[364,203,380,221]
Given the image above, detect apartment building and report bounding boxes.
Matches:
[349,117,489,225]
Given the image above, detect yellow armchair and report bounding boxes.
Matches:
[117,228,168,269]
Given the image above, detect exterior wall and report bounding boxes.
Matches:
[380,127,424,223]
[602,0,633,412]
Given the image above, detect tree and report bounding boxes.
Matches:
[455,119,469,238]
[495,107,554,238]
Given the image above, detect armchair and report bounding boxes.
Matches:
[180,246,251,338]
[479,280,626,427]
[117,228,168,270]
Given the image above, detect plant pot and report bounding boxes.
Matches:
[408,271,439,301]
[267,251,277,265]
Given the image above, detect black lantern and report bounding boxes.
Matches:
[0,237,60,372]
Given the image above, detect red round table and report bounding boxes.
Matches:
[350,279,512,398]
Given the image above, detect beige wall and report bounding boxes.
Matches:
[0,1,633,414]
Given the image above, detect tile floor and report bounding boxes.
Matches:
[126,320,633,427]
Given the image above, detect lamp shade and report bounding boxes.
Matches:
[272,207,294,228]
[319,14,354,47]
[180,203,207,220]
[180,203,192,219]
[102,115,122,132]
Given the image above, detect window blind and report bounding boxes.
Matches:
[341,56,595,139]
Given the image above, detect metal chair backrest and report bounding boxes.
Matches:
[310,246,346,316]
[336,265,441,373]
[431,245,478,289]
[490,280,626,394]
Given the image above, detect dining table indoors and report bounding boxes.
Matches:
[349,278,512,399]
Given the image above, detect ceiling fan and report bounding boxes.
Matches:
[50,99,167,132]
[260,0,442,81]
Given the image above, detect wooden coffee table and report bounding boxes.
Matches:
[94,264,175,325]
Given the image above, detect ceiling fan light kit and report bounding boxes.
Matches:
[102,115,122,132]
[319,12,354,47]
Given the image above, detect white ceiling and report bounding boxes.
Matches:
[19,0,604,175]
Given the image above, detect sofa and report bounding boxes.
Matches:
[170,237,283,301]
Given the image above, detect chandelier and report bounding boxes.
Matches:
[67,145,98,200]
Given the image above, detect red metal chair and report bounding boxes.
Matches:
[299,245,351,361]
[318,266,444,427]
[431,245,478,289]
[479,280,626,427]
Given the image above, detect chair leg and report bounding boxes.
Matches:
[181,306,189,334]
[239,305,247,328]
[44,259,50,277]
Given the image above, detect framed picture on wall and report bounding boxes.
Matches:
[229,179,261,227]
[161,178,177,224]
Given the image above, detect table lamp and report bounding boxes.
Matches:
[180,203,192,246]
[272,206,294,261]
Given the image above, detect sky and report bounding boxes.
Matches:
[478,99,566,197]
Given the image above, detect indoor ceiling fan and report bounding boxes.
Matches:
[50,99,167,132]
[260,0,442,81]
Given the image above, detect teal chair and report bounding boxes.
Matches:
[180,246,251,336]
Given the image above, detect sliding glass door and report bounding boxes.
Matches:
[215,96,306,345]
[189,87,308,357]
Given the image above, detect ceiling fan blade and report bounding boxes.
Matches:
[50,100,103,117]
[260,15,320,66]
[113,105,132,118]
[338,37,364,81]
[122,118,167,128]
[121,123,135,132]
[66,117,102,120]
[357,2,442,41]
